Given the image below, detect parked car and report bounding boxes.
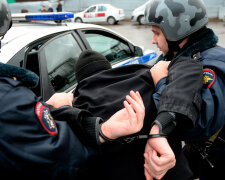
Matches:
[131,1,149,25]
[74,4,125,25]
[1,12,156,101]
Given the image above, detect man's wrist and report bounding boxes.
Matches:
[150,124,160,134]
[99,135,105,143]
[98,122,116,143]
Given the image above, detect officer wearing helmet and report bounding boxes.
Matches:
[0,0,146,179]
[144,0,225,180]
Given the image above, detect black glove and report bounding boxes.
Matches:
[152,111,177,135]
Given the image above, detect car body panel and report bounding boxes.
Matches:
[131,2,149,24]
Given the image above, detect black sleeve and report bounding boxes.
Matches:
[49,105,102,146]
[156,56,203,130]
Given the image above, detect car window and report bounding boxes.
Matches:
[43,33,82,92]
[98,6,107,12]
[84,32,133,63]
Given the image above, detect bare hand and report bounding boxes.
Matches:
[46,92,74,108]
[144,125,176,180]
[150,61,170,86]
[101,90,145,140]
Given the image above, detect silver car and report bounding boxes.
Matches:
[131,2,149,25]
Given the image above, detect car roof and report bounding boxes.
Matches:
[82,4,118,10]
[3,21,103,44]
[87,4,112,7]
[1,21,130,63]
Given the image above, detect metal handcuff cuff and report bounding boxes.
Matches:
[98,123,168,144]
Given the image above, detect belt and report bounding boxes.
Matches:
[188,126,225,168]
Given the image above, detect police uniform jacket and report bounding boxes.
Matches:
[0,63,100,179]
[156,27,225,143]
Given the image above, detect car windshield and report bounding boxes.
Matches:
[86,6,96,13]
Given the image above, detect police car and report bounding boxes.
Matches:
[74,4,125,25]
[0,12,157,101]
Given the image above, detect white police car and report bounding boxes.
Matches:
[131,1,149,25]
[0,12,156,101]
[74,4,125,25]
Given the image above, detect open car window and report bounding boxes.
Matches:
[83,30,133,64]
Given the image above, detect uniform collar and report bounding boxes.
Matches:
[156,27,218,62]
[175,27,218,58]
[0,62,39,88]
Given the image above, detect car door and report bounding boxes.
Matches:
[38,31,84,101]
[83,6,97,23]
[96,5,107,22]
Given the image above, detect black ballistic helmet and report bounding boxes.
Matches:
[145,0,208,42]
[0,0,12,37]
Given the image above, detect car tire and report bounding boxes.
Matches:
[138,15,145,25]
[107,16,116,25]
[75,18,83,23]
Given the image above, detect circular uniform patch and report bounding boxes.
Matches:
[35,101,57,135]
[203,68,215,88]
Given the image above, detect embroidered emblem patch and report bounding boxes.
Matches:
[35,101,57,135]
[203,69,215,88]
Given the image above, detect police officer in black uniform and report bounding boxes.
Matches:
[0,1,145,179]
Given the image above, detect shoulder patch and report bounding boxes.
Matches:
[203,69,215,88]
[35,101,57,136]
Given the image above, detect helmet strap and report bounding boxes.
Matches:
[165,38,185,60]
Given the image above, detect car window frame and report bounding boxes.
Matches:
[38,30,86,101]
[78,28,136,65]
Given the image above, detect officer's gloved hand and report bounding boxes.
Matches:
[153,111,177,135]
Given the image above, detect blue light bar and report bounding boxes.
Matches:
[25,12,74,21]
[120,52,157,66]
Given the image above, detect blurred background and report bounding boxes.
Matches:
[7,0,225,20]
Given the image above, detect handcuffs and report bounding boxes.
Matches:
[98,122,167,144]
